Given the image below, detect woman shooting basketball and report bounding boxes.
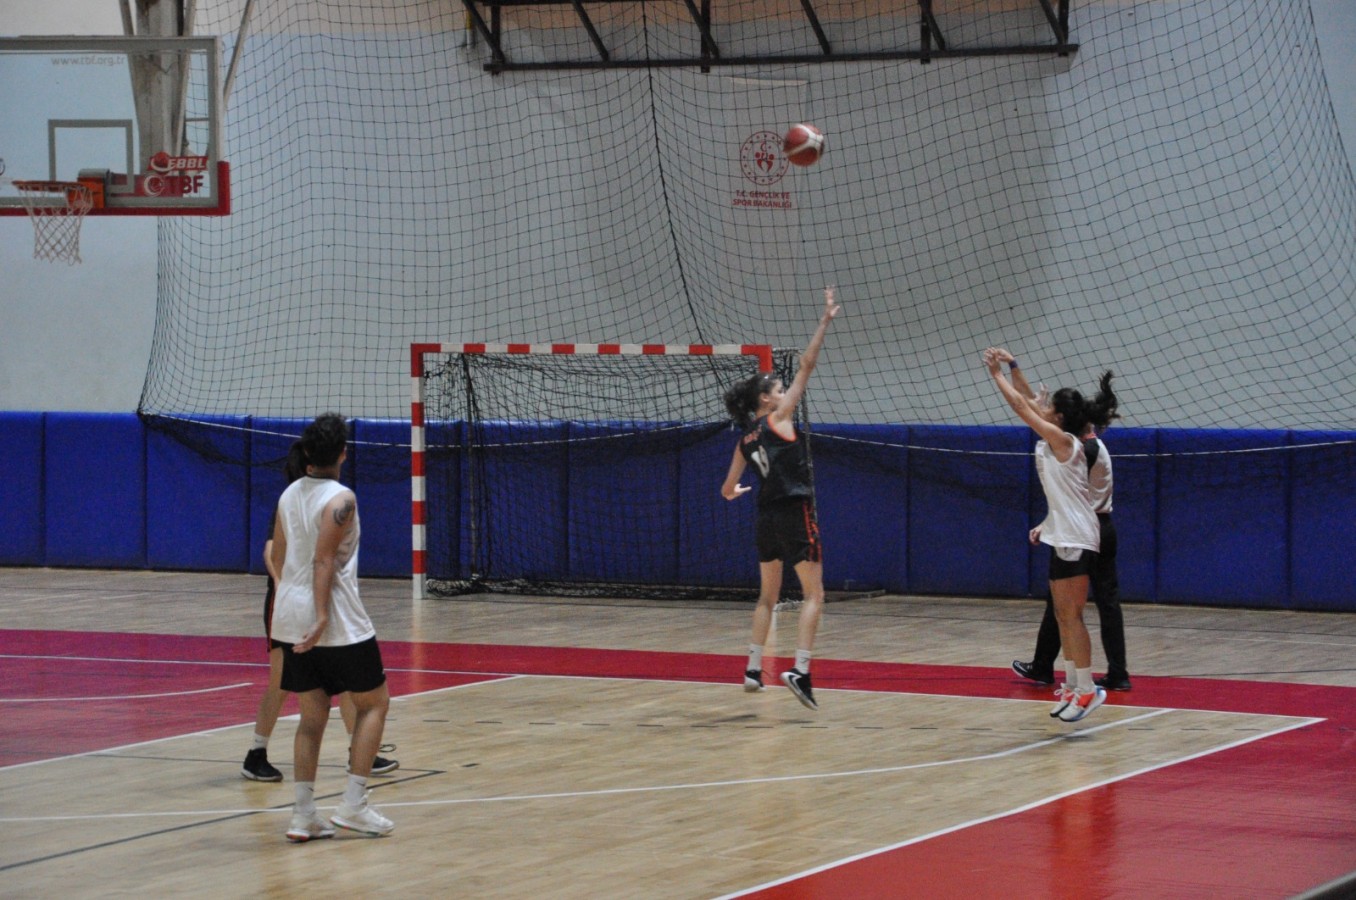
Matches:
[721,287,840,710]
[983,347,1118,722]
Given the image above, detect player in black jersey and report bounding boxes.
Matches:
[721,287,840,710]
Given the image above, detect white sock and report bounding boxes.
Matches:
[1076,667,1094,693]
[251,732,269,751]
[747,644,764,671]
[294,781,316,815]
[794,649,812,673]
[343,774,368,808]
[1063,659,1077,687]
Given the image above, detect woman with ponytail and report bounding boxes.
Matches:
[983,348,1113,723]
[997,355,1132,693]
[721,287,840,711]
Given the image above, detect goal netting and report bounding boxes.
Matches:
[413,343,798,599]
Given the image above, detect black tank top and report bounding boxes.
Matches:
[739,415,814,507]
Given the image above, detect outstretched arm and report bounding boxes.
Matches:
[990,346,1050,422]
[990,348,1035,399]
[983,347,1074,460]
[720,443,751,501]
[772,286,841,428]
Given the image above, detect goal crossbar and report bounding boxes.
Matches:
[410,341,774,599]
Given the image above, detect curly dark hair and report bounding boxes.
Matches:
[298,412,348,468]
[723,373,776,430]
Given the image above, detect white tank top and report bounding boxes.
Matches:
[271,476,375,646]
[1034,436,1100,552]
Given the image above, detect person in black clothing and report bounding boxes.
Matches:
[994,349,1132,691]
[721,287,840,711]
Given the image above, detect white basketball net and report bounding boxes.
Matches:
[14,181,94,264]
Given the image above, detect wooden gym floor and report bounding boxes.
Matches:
[1,567,1354,898]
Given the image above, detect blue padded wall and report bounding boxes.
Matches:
[1157,429,1289,607]
[677,425,758,588]
[0,412,44,564]
[146,416,251,571]
[1102,428,1159,604]
[910,425,1031,596]
[45,412,145,567]
[9,410,1353,612]
[352,418,416,578]
[420,418,464,584]
[474,421,568,581]
[568,421,679,584]
[1288,431,1356,610]
[814,424,910,593]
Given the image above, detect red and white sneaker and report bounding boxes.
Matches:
[1058,686,1108,723]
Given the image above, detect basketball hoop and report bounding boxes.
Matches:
[12,180,95,264]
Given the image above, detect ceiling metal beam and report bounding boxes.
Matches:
[459,1,1077,74]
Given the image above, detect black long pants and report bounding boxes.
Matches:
[1031,513,1129,678]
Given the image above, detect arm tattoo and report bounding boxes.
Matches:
[333,498,355,526]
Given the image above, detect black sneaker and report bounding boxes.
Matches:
[1012,660,1055,685]
[241,747,283,782]
[743,669,764,692]
[349,744,400,776]
[780,668,818,711]
[370,755,400,775]
[1095,674,1133,692]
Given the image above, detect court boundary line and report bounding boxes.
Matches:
[0,682,254,702]
[0,676,519,773]
[713,712,1326,899]
[0,668,1325,886]
[1,678,1317,822]
[2,649,1331,719]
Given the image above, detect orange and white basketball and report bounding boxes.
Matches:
[783,123,825,167]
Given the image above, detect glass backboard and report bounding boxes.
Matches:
[0,35,227,216]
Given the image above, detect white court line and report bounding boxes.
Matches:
[715,713,1326,900]
[0,682,254,703]
[0,705,1171,824]
[3,701,1319,827]
[0,652,535,680]
[0,669,1325,834]
[0,676,521,774]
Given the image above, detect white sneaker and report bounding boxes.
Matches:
[285,809,335,843]
[1049,684,1073,718]
[331,794,395,836]
[1058,686,1107,723]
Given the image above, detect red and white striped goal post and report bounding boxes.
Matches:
[409,342,774,599]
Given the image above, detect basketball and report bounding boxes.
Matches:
[783,123,825,167]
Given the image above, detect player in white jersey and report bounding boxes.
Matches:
[270,413,395,841]
[995,350,1131,692]
[983,348,1119,723]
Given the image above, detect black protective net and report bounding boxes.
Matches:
[137,1,1356,587]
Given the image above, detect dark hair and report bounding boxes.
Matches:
[724,373,776,430]
[1051,371,1119,436]
[299,412,348,468]
[283,441,309,483]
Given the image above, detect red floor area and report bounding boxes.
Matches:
[3,629,1354,896]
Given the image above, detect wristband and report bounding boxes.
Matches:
[1008,359,1019,370]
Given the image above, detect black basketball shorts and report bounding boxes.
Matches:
[756,498,823,566]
